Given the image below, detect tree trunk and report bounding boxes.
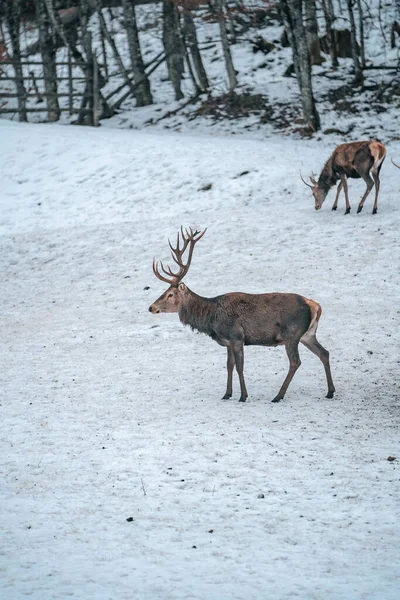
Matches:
[347,0,363,84]
[356,0,365,68]
[5,0,27,122]
[215,0,237,92]
[44,0,112,120]
[163,1,184,100]
[304,0,323,65]
[122,0,152,106]
[79,3,94,125]
[96,6,137,96]
[281,0,320,131]
[36,0,60,121]
[183,11,209,92]
[44,0,85,64]
[321,0,338,68]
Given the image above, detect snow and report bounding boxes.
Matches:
[1,118,400,599]
[2,1,400,140]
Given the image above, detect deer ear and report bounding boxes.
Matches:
[178,282,187,292]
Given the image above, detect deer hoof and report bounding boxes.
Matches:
[222,393,232,400]
[372,208,377,215]
[357,206,363,214]
[331,206,337,211]
[271,396,282,403]
[238,397,247,402]
[345,208,351,214]
[326,391,335,399]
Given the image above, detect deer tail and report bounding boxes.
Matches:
[301,298,322,342]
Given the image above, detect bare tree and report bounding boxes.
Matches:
[122,0,153,106]
[356,0,365,68]
[320,0,338,67]
[281,0,320,131]
[44,0,112,120]
[215,0,237,91]
[347,0,363,84]
[304,0,322,65]
[4,0,27,121]
[36,0,60,121]
[182,9,209,92]
[163,0,184,100]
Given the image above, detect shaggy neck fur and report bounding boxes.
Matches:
[318,157,338,191]
[178,288,218,337]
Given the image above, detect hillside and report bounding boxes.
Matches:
[1,119,399,599]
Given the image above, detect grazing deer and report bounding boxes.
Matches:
[149,228,335,403]
[301,140,386,214]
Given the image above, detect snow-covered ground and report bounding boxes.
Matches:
[1,119,400,599]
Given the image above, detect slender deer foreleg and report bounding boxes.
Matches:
[300,336,335,398]
[371,172,380,214]
[341,175,351,214]
[233,341,248,402]
[331,181,343,211]
[222,344,235,400]
[272,342,301,403]
[357,173,375,214]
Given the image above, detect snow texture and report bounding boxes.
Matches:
[1,119,400,599]
[2,1,400,140]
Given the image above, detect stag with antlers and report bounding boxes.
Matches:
[149,228,335,404]
[301,140,387,214]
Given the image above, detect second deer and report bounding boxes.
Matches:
[149,228,335,404]
[301,140,386,214]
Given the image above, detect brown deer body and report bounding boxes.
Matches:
[149,228,335,404]
[301,140,386,214]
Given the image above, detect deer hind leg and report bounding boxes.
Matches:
[272,341,301,403]
[233,341,248,402]
[357,173,375,213]
[341,175,351,214]
[222,345,235,400]
[300,336,335,399]
[331,181,343,211]
[371,170,381,214]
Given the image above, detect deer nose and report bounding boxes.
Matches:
[148,305,154,312]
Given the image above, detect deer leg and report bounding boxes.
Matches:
[371,172,380,214]
[233,341,248,402]
[301,337,335,399]
[331,181,343,211]
[222,345,235,400]
[341,175,351,214]
[357,173,375,213]
[272,342,301,403]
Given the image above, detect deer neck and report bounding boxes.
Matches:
[319,158,338,191]
[179,288,217,336]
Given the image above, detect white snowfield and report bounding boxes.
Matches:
[1,120,399,600]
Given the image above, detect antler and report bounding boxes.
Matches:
[153,227,207,286]
[300,171,317,188]
[391,158,400,169]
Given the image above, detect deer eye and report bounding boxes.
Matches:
[168,293,173,298]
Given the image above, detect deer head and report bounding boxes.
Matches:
[149,227,207,314]
[300,171,328,210]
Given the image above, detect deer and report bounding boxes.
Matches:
[301,140,387,214]
[149,228,335,404]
